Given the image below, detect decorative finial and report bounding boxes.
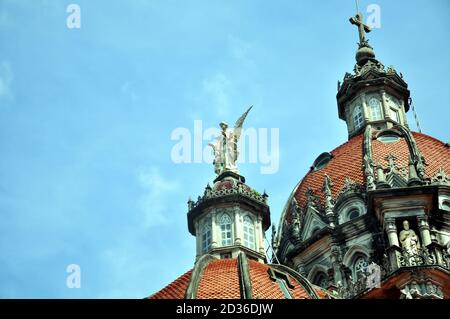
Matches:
[262,189,268,204]
[187,196,194,210]
[385,154,398,174]
[208,106,253,176]
[271,223,277,248]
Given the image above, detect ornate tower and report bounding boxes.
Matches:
[151,108,330,300]
[187,108,271,262]
[276,11,450,299]
[337,13,411,139]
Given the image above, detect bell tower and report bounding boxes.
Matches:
[337,12,411,139]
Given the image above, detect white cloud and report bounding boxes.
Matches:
[137,166,180,228]
[0,61,13,100]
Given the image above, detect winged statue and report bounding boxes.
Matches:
[208,106,253,175]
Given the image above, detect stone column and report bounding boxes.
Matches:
[257,215,265,254]
[385,218,399,247]
[345,103,353,134]
[211,210,218,248]
[417,215,432,247]
[195,220,201,259]
[380,90,391,120]
[293,256,306,276]
[234,207,242,245]
[361,93,370,121]
[400,99,409,128]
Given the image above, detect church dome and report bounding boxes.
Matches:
[149,254,329,299]
[279,130,450,235]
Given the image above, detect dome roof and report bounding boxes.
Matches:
[282,131,450,226]
[149,255,329,299]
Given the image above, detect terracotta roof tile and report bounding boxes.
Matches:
[372,136,410,170]
[148,269,192,299]
[248,260,285,299]
[294,134,364,211]
[248,260,310,299]
[413,132,450,178]
[291,131,450,223]
[196,258,241,299]
[150,258,322,299]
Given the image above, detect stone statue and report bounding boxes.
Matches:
[399,220,421,255]
[208,106,252,175]
[363,154,376,190]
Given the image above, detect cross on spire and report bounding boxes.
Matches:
[349,12,372,45]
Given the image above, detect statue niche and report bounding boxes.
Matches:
[399,220,421,255]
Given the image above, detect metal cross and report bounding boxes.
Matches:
[349,12,372,44]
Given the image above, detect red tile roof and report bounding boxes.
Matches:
[248,260,310,299]
[414,132,450,178]
[149,258,321,299]
[372,135,410,170]
[294,134,364,209]
[248,260,285,299]
[197,258,241,299]
[290,131,450,222]
[148,269,192,299]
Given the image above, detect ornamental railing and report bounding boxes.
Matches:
[188,186,268,210]
[337,245,450,299]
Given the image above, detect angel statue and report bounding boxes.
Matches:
[208,106,253,176]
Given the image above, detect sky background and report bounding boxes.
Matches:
[0,0,449,298]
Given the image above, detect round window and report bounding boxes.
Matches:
[377,134,400,143]
[348,209,360,220]
[312,152,332,171]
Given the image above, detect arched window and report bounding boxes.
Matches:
[243,216,255,250]
[354,256,369,280]
[313,272,329,289]
[201,223,212,254]
[368,98,383,120]
[348,209,360,220]
[353,105,364,130]
[219,214,232,246]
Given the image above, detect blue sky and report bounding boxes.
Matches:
[0,0,449,298]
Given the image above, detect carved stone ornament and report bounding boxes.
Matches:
[431,167,450,185]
